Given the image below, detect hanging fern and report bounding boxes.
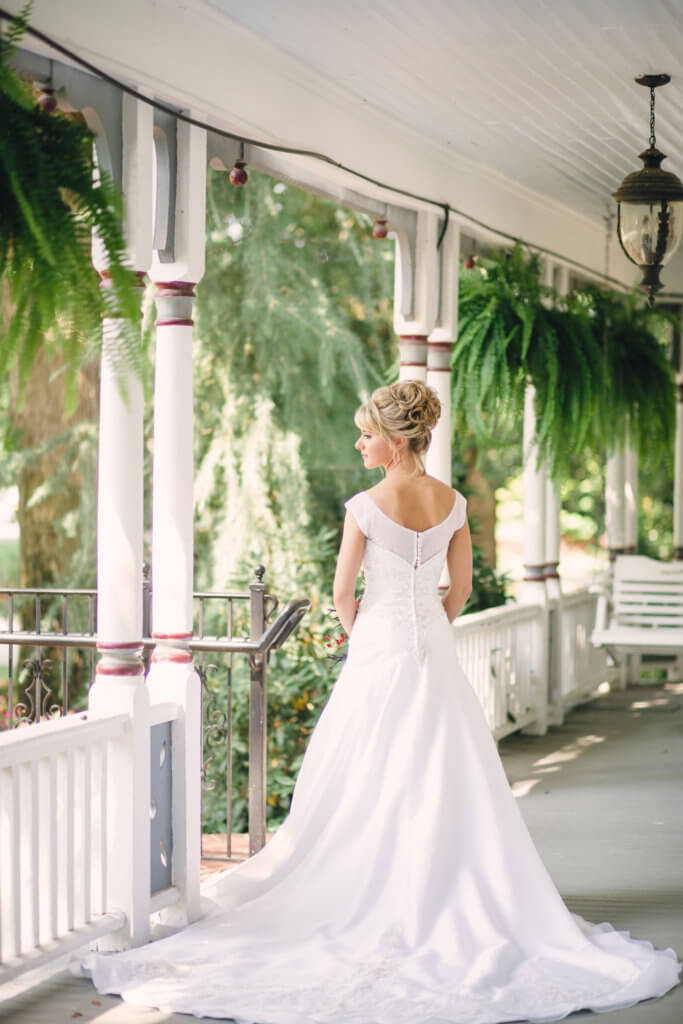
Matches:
[572,288,675,466]
[0,6,140,409]
[452,244,675,478]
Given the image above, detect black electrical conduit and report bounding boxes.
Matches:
[2,7,677,295]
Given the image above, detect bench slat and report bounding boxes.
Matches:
[592,555,683,654]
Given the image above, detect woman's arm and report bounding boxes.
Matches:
[442,518,473,623]
[332,510,366,634]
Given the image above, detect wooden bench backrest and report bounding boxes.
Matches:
[613,556,683,629]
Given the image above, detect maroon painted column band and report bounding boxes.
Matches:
[399,334,428,368]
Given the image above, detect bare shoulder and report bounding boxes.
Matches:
[422,475,458,500]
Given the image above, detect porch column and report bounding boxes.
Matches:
[606,447,626,560]
[624,424,638,553]
[675,377,683,560]
[399,336,428,382]
[88,94,153,949]
[89,274,150,948]
[521,386,548,600]
[520,381,549,736]
[544,263,567,602]
[394,211,438,384]
[147,119,206,925]
[544,477,561,599]
[426,221,460,485]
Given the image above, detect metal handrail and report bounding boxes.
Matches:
[0,580,310,858]
[0,599,310,658]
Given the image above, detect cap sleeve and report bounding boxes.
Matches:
[344,492,371,537]
[454,491,467,531]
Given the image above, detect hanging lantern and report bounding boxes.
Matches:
[614,74,683,306]
[373,218,388,239]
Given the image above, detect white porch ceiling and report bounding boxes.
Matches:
[8,0,683,288]
[206,0,683,229]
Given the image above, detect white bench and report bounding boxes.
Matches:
[591,555,683,655]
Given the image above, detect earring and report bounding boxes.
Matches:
[391,449,400,467]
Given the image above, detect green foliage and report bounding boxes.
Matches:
[0,6,141,409]
[571,288,675,466]
[198,168,395,572]
[0,421,98,591]
[453,245,675,479]
[0,538,19,585]
[466,548,509,612]
[202,592,343,833]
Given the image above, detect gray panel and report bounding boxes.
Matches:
[150,720,173,894]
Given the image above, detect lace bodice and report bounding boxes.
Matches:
[344,489,467,660]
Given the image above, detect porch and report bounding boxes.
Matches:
[1,0,683,1015]
[1,680,680,1023]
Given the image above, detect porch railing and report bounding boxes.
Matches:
[453,601,542,739]
[0,570,310,857]
[452,587,613,738]
[0,711,128,982]
[556,589,613,708]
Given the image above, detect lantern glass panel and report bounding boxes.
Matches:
[619,200,683,266]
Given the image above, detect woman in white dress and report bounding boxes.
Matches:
[83,381,680,1023]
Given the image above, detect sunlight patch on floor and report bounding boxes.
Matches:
[533,734,606,768]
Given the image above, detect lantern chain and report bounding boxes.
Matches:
[649,85,657,148]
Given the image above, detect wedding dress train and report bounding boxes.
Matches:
[81,489,680,1022]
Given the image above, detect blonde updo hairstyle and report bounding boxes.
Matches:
[354,380,441,476]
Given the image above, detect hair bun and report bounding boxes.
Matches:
[354,380,441,473]
[389,381,441,431]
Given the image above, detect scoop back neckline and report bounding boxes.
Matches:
[362,490,458,535]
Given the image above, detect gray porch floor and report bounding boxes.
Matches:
[1,682,681,1023]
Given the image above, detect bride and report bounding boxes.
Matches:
[82,381,680,1023]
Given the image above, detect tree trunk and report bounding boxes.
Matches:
[464,447,497,569]
[9,349,98,595]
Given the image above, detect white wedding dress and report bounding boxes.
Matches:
[81,489,680,1023]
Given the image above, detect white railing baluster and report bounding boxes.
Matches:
[30,758,40,951]
[83,745,92,923]
[66,747,75,933]
[0,767,8,961]
[11,764,21,958]
[48,754,58,941]
[100,742,108,917]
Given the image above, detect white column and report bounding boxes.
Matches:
[89,278,150,949]
[520,382,548,736]
[624,423,638,553]
[399,335,428,381]
[394,211,439,383]
[147,118,206,925]
[521,383,548,602]
[545,477,561,600]
[544,262,566,603]
[151,281,196,639]
[88,94,153,950]
[426,222,459,486]
[606,447,626,560]
[675,377,683,560]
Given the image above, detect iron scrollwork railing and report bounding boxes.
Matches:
[0,569,310,857]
